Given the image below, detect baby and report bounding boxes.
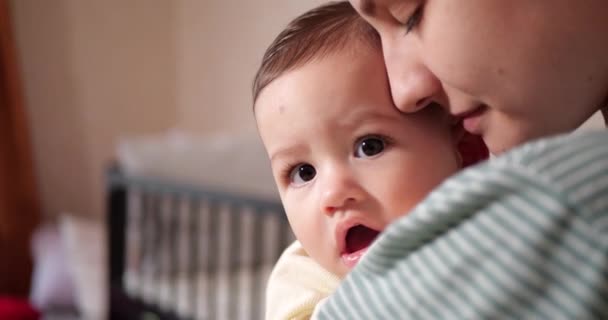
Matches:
[252,2,486,319]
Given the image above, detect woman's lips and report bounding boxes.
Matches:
[460,105,487,134]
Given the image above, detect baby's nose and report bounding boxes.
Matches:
[319,168,364,215]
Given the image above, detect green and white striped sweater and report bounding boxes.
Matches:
[317,130,608,320]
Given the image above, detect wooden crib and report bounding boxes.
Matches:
[107,165,293,320]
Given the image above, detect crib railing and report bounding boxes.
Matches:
[107,166,293,320]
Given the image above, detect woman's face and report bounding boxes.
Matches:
[349,0,608,154]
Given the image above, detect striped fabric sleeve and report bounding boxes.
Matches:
[317,130,608,320]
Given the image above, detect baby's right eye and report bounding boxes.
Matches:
[289,163,316,186]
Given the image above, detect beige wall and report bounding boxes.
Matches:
[10,0,326,218]
[11,0,178,218]
[176,0,327,133]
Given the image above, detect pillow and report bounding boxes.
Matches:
[58,214,107,320]
[29,223,76,311]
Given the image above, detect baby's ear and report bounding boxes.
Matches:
[457,131,489,168]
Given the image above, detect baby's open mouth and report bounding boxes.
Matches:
[341,224,380,268]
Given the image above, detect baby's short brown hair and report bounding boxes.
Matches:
[252,1,380,104]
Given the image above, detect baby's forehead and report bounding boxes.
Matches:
[252,2,380,105]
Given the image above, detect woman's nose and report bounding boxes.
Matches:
[382,36,442,113]
[319,167,365,216]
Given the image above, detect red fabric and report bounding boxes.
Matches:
[459,132,490,168]
[0,297,40,320]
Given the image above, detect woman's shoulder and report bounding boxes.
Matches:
[494,129,608,171]
[487,129,608,198]
[466,129,608,230]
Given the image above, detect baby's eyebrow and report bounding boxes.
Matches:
[270,144,305,164]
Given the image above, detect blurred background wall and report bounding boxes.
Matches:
[9,0,326,220]
[8,0,606,220]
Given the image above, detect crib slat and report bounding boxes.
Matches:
[158,193,168,307]
[139,191,150,296]
[108,183,127,285]
[167,194,179,310]
[206,200,220,320]
[188,198,200,319]
[278,218,290,262]
[152,192,163,305]
[250,207,265,320]
[227,203,241,320]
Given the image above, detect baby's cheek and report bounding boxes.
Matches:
[285,206,324,253]
[385,191,419,222]
[384,172,444,222]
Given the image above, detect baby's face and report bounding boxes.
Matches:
[255,49,460,277]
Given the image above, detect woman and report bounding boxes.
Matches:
[348,0,608,154]
[316,1,608,319]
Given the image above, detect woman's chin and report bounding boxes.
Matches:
[484,128,540,155]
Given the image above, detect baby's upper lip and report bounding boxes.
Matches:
[335,216,379,255]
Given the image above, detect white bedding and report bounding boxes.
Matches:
[117,131,279,200]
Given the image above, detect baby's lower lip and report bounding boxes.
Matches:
[341,247,369,269]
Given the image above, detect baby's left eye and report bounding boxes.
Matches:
[355,136,385,158]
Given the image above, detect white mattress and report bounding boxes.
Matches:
[117,131,279,200]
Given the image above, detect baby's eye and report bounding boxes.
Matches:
[289,163,316,185]
[355,136,386,158]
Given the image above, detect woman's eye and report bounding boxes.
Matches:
[289,163,316,185]
[404,6,423,34]
[355,137,386,158]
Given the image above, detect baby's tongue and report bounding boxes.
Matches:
[346,225,379,253]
